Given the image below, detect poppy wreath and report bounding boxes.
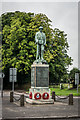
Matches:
[42,92,49,99]
[34,93,41,100]
[29,92,32,99]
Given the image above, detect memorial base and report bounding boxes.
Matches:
[29,87,50,100]
[26,98,54,104]
[26,87,54,104]
[26,63,54,104]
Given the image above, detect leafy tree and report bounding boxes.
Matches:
[1,11,73,88]
[44,28,72,83]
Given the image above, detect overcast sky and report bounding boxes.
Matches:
[0,0,79,71]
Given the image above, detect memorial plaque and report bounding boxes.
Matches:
[31,64,49,87]
[36,67,49,87]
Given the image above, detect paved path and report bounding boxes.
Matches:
[1,91,80,120]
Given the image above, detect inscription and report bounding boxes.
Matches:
[31,65,49,87]
[36,67,49,87]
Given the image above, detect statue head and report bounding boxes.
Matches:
[39,26,43,32]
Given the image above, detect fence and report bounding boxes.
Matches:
[52,91,73,105]
[10,91,73,106]
[10,91,25,107]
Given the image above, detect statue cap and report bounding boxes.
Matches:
[39,26,43,29]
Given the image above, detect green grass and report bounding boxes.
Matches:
[50,84,80,96]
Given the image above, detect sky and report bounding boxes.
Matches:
[0,0,79,71]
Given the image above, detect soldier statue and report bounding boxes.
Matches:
[35,26,46,63]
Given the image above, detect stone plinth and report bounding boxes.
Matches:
[28,63,52,102]
[31,64,49,87]
[26,98,54,104]
[29,87,50,100]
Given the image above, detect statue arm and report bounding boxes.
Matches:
[44,34,46,45]
[35,33,38,44]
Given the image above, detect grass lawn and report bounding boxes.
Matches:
[50,84,80,96]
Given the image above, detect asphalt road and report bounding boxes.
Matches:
[1,91,80,120]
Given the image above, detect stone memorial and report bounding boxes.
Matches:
[27,26,53,103]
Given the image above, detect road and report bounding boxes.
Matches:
[1,91,80,120]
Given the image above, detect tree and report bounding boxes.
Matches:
[69,68,80,88]
[1,11,73,88]
[44,28,72,83]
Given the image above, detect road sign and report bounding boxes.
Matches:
[9,68,17,92]
[0,72,5,78]
[9,68,17,82]
[75,73,79,85]
[75,73,79,93]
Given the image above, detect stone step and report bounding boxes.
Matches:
[26,98,54,105]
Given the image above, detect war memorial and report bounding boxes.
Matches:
[26,26,53,103]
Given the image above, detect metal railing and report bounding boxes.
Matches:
[10,91,25,107]
[52,91,73,105]
[10,91,73,106]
